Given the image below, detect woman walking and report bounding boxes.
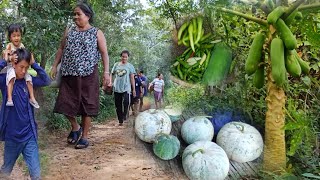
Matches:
[110,50,135,126]
[50,2,110,149]
[148,73,164,109]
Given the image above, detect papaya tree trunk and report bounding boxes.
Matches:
[263,53,287,173]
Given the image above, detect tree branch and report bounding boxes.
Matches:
[298,3,320,11]
[217,8,268,26]
[165,0,178,31]
[282,0,306,19]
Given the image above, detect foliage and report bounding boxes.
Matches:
[204,3,264,49]
[119,12,172,79]
[285,98,316,156]
[284,84,320,175]
[94,90,116,123]
[36,87,70,130]
[165,78,266,129]
[165,83,206,111]
[15,0,74,67]
[148,0,200,29]
[297,11,320,49]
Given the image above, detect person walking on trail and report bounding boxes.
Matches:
[1,23,39,108]
[110,50,136,126]
[138,70,147,112]
[148,73,164,109]
[0,48,51,180]
[130,73,143,116]
[50,2,111,149]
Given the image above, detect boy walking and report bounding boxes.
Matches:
[131,73,143,116]
[138,70,147,112]
[0,48,50,180]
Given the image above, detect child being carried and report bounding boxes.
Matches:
[2,24,39,108]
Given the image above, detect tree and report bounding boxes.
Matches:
[216,0,320,173]
[17,0,75,68]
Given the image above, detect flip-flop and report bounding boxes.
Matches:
[29,100,40,109]
[75,138,89,149]
[67,127,82,145]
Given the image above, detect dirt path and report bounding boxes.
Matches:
[41,115,186,180]
[0,97,187,180]
[0,116,183,180]
[0,150,28,180]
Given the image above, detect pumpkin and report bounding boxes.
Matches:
[182,141,229,180]
[181,116,214,144]
[163,106,183,122]
[153,134,180,160]
[216,122,263,163]
[135,109,172,143]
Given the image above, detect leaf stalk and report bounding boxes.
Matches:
[217,7,268,26]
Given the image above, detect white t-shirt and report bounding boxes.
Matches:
[151,78,164,92]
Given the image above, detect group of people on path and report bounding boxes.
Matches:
[0,2,165,180]
[110,50,165,126]
[110,50,144,126]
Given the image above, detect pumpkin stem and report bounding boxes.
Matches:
[149,109,157,114]
[192,149,204,157]
[234,123,245,132]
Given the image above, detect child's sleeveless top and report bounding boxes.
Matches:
[5,43,25,69]
[60,26,101,77]
[7,42,25,51]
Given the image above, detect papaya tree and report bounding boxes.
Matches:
[213,0,320,173]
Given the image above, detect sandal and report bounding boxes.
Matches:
[29,99,40,109]
[75,138,89,149]
[67,127,82,145]
[6,100,14,106]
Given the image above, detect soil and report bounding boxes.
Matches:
[0,109,187,180]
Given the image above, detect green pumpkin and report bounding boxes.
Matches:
[153,134,180,160]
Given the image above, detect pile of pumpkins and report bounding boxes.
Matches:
[134,108,264,180]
